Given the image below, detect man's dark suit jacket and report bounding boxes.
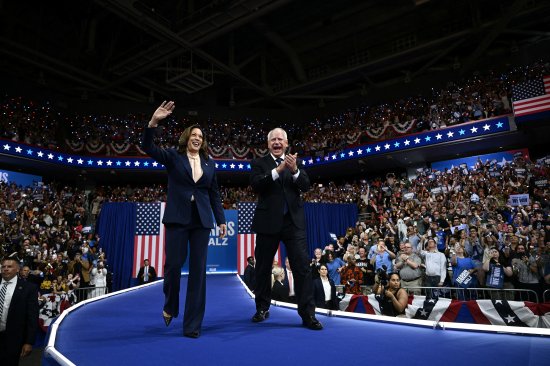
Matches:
[2,278,39,364]
[312,277,340,310]
[137,265,157,285]
[142,128,225,228]
[250,154,310,234]
[243,265,256,291]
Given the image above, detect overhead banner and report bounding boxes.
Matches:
[182,209,238,274]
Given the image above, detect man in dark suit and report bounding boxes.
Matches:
[249,127,322,330]
[137,259,157,285]
[243,256,256,291]
[142,101,226,339]
[0,255,39,366]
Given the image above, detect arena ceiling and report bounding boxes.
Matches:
[2,0,550,111]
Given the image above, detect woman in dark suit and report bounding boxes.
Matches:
[142,101,226,338]
[313,264,340,310]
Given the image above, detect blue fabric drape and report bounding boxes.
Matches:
[96,202,136,291]
[277,203,357,267]
[304,202,358,258]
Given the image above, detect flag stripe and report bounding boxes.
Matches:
[512,75,550,117]
[133,202,166,278]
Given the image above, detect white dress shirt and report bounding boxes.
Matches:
[0,278,17,332]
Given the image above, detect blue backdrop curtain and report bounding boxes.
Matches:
[279,203,358,263]
[96,202,136,292]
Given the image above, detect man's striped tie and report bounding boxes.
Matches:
[0,282,9,320]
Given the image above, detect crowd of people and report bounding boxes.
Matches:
[0,181,111,310]
[1,61,548,159]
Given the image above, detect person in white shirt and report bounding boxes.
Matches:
[419,239,447,297]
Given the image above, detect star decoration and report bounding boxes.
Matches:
[2,144,10,150]
[48,154,54,159]
[57,155,64,161]
[77,159,83,164]
[238,164,244,169]
[348,151,354,156]
[384,144,390,150]
[230,163,235,169]
[125,161,131,166]
[366,147,371,153]
[116,161,121,166]
[435,133,442,140]
[87,160,93,165]
[97,160,103,166]
[152,162,158,167]
[414,138,421,144]
[470,127,478,133]
[222,163,227,168]
[394,142,400,148]
[215,163,219,168]
[332,154,337,160]
[26,149,33,155]
[340,153,345,158]
[15,146,22,153]
[425,136,431,142]
[309,159,314,164]
[247,164,251,169]
[504,315,515,323]
[483,124,490,131]
[143,162,149,167]
[357,149,363,155]
[375,145,381,151]
[496,122,503,128]
[67,158,73,163]
[134,161,140,167]
[459,129,465,135]
[404,140,410,146]
[420,309,428,317]
[106,160,112,166]
[37,151,44,157]
[447,131,454,138]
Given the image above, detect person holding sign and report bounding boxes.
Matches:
[450,244,477,300]
[142,101,227,338]
[483,247,513,300]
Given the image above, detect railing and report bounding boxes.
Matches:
[544,289,550,303]
[337,285,540,302]
[72,286,109,302]
[403,286,539,303]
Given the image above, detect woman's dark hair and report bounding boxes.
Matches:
[177,124,209,160]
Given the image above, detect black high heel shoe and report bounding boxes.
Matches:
[163,311,173,327]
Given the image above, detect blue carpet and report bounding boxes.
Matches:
[50,275,549,366]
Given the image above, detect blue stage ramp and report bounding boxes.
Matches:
[44,275,550,366]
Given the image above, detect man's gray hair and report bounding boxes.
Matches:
[267,128,287,141]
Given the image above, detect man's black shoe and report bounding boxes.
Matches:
[184,331,200,339]
[302,316,323,330]
[252,310,270,323]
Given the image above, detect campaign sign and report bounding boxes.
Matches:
[181,209,238,274]
[508,194,530,207]
[0,169,42,187]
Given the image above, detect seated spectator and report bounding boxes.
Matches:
[313,264,340,310]
[271,266,289,302]
[340,254,363,295]
[373,272,408,317]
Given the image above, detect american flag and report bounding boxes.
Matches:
[133,202,166,278]
[237,202,281,274]
[512,75,550,117]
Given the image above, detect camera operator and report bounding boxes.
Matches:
[373,272,408,317]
